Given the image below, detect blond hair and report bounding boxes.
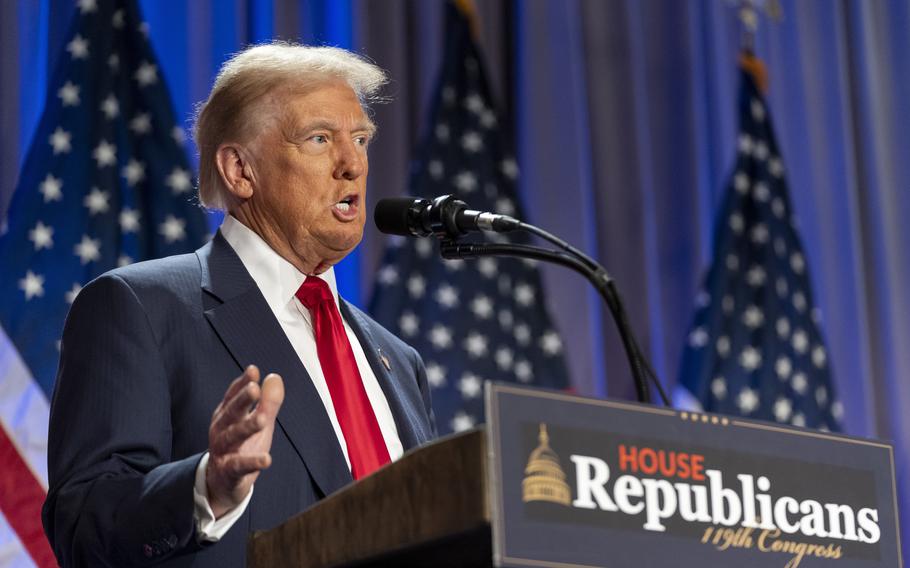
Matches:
[193,43,388,210]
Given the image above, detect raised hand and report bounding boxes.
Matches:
[205,365,285,518]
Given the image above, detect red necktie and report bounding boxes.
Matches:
[296,277,390,479]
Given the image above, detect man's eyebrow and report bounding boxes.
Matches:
[298,118,376,135]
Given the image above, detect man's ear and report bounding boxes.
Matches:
[215,143,255,200]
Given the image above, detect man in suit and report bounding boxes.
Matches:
[42,44,436,567]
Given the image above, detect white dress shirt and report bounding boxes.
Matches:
[194,215,403,540]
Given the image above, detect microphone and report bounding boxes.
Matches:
[374,195,520,238]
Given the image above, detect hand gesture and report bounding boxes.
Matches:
[206,365,285,518]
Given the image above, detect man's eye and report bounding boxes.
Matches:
[355,136,369,147]
[311,135,328,144]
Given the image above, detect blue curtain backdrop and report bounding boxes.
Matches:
[2,0,908,554]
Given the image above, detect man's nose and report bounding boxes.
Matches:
[333,139,366,180]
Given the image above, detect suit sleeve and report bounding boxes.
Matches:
[408,345,438,438]
[42,273,207,567]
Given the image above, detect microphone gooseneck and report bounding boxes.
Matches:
[374,195,667,406]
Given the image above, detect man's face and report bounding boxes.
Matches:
[244,79,373,274]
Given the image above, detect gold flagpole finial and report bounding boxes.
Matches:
[453,0,481,41]
[728,0,782,93]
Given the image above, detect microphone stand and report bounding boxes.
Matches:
[438,235,670,406]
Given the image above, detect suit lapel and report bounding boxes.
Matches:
[340,301,423,451]
[198,234,353,498]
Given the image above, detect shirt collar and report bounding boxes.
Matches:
[220,214,340,313]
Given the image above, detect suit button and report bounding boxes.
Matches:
[143,544,154,558]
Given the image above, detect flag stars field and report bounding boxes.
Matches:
[368,6,570,436]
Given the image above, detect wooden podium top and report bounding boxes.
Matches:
[248,429,491,568]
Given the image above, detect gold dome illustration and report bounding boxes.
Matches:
[522,423,571,506]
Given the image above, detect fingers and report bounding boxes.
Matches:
[215,452,273,479]
[219,365,260,409]
[257,373,285,418]
[211,380,261,436]
[214,410,268,454]
[210,370,284,456]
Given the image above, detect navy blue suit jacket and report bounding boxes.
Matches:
[42,232,436,567]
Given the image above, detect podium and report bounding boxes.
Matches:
[248,429,490,567]
[248,383,902,568]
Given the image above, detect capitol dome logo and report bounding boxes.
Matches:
[522,423,571,506]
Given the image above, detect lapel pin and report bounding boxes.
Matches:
[378,348,391,371]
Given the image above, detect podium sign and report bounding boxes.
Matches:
[486,383,902,568]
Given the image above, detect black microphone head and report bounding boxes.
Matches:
[374,197,429,236]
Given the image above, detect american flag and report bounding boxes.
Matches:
[0,0,209,565]
[676,56,842,431]
[369,2,571,435]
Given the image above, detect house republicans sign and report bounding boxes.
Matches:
[485,384,902,568]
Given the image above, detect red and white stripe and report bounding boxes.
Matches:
[0,326,56,567]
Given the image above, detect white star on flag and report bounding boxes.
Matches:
[122,159,146,186]
[67,34,89,59]
[77,0,97,13]
[49,127,72,154]
[463,332,488,358]
[377,265,399,285]
[171,126,186,145]
[450,411,475,432]
[426,363,446,388]
[460,131,483,152]
[19,271,45,300]
[500,158,519,180]
[130,112,152,134]
[165,167,192,194]
[740,346,762,371]
[514,282,535,306]
[737,387,759,414]
[58,81,81,106]
[470,295,493,319]
[407,275,426,298]
[453,171,477,192]
[540,331,563,356]
[494,347,514,370]
[159,215,186,243]
[100,94,120,119]
[457,373,482,398]
[74,235,101,264]
[514,359,533,382]
[435,284,459,308]
[83,188,110,215]
[65,283,83,304]
[28,221,54,250]
[773,397,793,422]
[711,377,727,399]
[135,61,158,86]
[398,311,418,336]
[93,140,117,167]
[39,174,63,202]
[119,208,140,233]
[429,325,453,349]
